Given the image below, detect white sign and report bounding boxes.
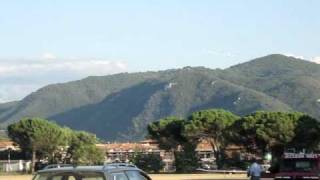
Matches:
[284,153,320,159]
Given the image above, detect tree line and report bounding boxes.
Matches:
[7,118,105,173]
[148,109,320,172]
[6,109,320,173]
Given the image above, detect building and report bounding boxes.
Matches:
[96,140,175,171]
[96,139,245,171]
[0,141,19,151]
[196,140,216,169]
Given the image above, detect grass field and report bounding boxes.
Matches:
[0,173,247,180]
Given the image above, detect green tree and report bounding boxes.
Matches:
[148,116,199,172]
[289,115,320,151]
[148,116,187,150]
[65,131,104,165]
[184,109,239,168]
[231,111,305,157]
[131,153,164,173]
[7,118,65,173]
[174,143,199,173]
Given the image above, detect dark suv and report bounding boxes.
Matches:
[32,163,152,180]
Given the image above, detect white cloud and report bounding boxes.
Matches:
[0,84,39,103]
[283,53,305,59]
[42,52,57,60]
[283,53,320,64]
[311,57,320,64]
[0,59,128,77]
[0,58,128,102]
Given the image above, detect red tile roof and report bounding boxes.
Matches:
[96,139,242,152]
[0,141,17,150]
[96,141,159,152]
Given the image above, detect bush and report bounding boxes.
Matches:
[131,153,164,173]
[174,150,199,173]
[223,158,251,170]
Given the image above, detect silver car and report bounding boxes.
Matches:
[32,163,152,180]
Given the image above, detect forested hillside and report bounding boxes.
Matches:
[0,54,319,141]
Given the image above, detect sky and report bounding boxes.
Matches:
[0,0,319,102]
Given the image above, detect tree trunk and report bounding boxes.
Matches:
[214,150,222,169]
[31,149,36,174]
[209,140,223,169]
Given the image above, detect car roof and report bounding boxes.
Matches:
[37,165,141,174]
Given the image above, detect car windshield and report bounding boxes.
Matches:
[281,159,317,172]
[33,172,105,180]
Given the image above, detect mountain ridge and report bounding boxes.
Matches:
[0,54,319,141]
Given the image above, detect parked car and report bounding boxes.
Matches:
[32,163,152,180]
[42,164,73,169]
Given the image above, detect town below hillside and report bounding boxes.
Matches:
[1,109,320,174]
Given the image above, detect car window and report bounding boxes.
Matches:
[33,173,62,180]
[67,176,76,180]
[77,172,105,180]
[82,178,104,180]
[33,174,46,180]
[110,172,128,180]
[125,171,149,180]
[81,177,105,180]
[52,176,64,180]
[34,172,105,180]
[34,173,77,180]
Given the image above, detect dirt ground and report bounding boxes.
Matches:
[0,174,247,180]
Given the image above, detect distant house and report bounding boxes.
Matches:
[195,140,216,168]
[0,141,19,151]
[96,139,175,171]
[96,139,248,171]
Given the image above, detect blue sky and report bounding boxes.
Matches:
[0,0,319,102]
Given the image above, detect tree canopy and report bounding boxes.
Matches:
[231,111,320,156]
[8,118,66,172]
[184,109,239,149]
[131,153,164,173]
[184,109,239,168]
[65,131,104,165]
[289,115,320,150]
[148,116,187,150]
[148,116,199,172]
[149,109,320,170]
[8,118,105,172]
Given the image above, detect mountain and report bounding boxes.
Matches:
[219,54,320,119]
[0,54,319,141]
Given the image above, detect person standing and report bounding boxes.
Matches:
[248,158,263,180]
